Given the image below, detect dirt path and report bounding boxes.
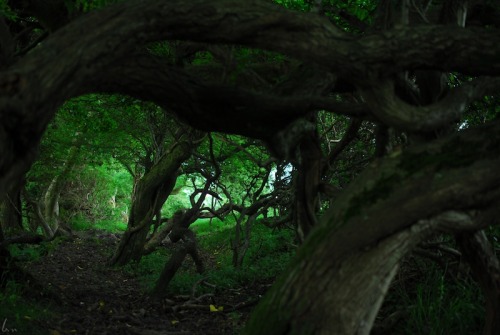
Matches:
[22,231,265,334]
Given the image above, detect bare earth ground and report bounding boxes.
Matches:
[20,231,269,335]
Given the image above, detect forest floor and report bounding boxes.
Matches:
[17,230,270,335]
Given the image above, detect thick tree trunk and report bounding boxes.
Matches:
[33,199,55,237]
[111,170,179,266]
[153,243,189,297]
[143,220,174,255]
[1,0,500,198]
[43,175,62,235]
[153,228,204,297]
[0,2,499,334]
[456,230,500,335]
[244,121,500,334]
[293,127,322,243]
[39,143,81,237]
[0,188,23,234]
[245,222,429,334]
[110,136,199,266]
[232,212,255,268]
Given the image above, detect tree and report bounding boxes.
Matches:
[110,126,204,265]
[2,0,500,334]
[0,188,22,233]
[82,96,207,266]
[22,95,129,237]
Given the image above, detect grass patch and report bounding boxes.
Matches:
[7,244,44,262]
[401,275,483,334]
[7,238,67,263]
[93,219,127,232]
[383,262,484,334]
[70,214,127,232]
[200,221,294,289]
[123,248,171,291]
[191,217,235,236]
[129,218,295,295]
[0,280,55,334]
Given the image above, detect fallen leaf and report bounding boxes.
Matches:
[210,304,223,312]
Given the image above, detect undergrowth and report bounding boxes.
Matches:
[3,217,493,334]
[0,280,54,335]
[2,239,66,334]
[70,213,127,232]
[380,256,485,334]
[125,218,295,295]
[8,237,66,262]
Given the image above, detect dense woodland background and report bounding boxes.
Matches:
[1,0,500,334]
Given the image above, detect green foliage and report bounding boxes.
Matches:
[0,0,16,20]
[72,163,131,221]
[487,225,500,251]
[383,262,484,334]
[123,248,170,291]
[69,214,127,232]
[0,280,54,334]
[127,218,295,295]
[74,0,121,12]
[191,217,234,237]
[160,175,193,218]
[184,221,294,291]
[93,219,127,232]
[463,95,500,128]
[147,41,177,60]
[403,277,482,334]
[28,94,135,230]
[7,244,44,262]
[7,238,67,262]
[329,0,377,22]
[192,51,215,66]
[274,0,309,11]
[51,161,132,229]
[272,0,377,30]
[242,225,294,270]
[169,271,205,295]
[5,1,498,333]
[214,137,272,205]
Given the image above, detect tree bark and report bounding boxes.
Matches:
[153,228,204,298]
[0,1,500,333]
[456,230,500,335]
[293,127,322,243]
[41,144,80,237]
[153,243,189,298]
[110,135,199,266]
[0,188,23,234]
[2,0,500,196]
[244,120,500,334]
[232,211,256,268]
